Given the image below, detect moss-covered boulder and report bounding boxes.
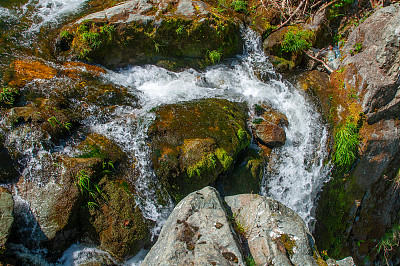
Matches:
[263,25,315,72]
[77,133,127,166]
[147,98,251,201]
[56,0,242,70]
[83,176,150,261]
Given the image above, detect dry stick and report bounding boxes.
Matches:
[302,0,309,15]
[310,0,323,9]
[304,51,334,73]
[264,0,288,20]
[274,0,305,31]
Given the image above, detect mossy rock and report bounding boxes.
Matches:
[77,133,127,166]
[216,147,266,196]
[56,0,242,70]
[83,176,150,261]
[148,98,251,202]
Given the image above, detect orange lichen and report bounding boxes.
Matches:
[8,60,57,87]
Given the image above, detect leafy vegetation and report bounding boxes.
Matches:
[376,224,400,265]
[350,42,363,55]
[75,169,106,210]
[230,0,247,13]
[208,50,221,64]
[72,21,116,59]
[332,119,359,173]
[0,87,19,106]
[245,255,256,266]
[281,27,313,54]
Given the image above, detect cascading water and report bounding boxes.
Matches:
[0,1,331,263]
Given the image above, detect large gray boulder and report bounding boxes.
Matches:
[142,187,245,265]
[340,3,400,123]
[225,194,321,266]
[143,187,344,265]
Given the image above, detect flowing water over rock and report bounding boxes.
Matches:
[0,2,330,264]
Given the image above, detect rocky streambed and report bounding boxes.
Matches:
[0,0,399,265]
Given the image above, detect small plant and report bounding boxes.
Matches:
[176,25,185,35]
[376,224,400,265]
[350,43,363,55]
[252,118,264,124]
[281,27,313,54]
[0,87,19,106]
[332,119,359,172]
[208,50,221,64]
[245,255,256,266]
[75,170,106,202]
[74,22,116,59]
[230,0,247,13]
[47,116,60,128]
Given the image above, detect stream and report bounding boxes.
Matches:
[0,1,331,264]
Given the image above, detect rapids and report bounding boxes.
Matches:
[0,1,331,264]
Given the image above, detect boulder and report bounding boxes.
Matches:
[339,4,400,124]
[0,188,14,251]
[315,119,400,263]
[225,193,322,266]
[83,176,150,261]
[16,157,102,253]
[56,0,242,70]
[147,98,251,201]
[249,104,288,148]
[142,186,245,265]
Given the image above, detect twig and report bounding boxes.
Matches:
[275,0,305,31]
[305,51,334,73]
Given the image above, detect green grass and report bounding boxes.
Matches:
[76,170,107,209]
[0,87,18,106]
[208,50,221,64]
[376,224,400,265]
[281,27,313,54]
[332,120,359,172]
[350,43,363,55]
[230,0,247,13]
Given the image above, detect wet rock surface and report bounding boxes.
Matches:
[84,176,150,261]
[56,0,242,70]
[143,186,350,265]
[0,188,14,250]
[148,98,251,202]
[339,4,400,124]
[142,186,245,265]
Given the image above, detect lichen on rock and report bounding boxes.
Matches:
[147,98,251,202]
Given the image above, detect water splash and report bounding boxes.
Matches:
[104,28,330,231]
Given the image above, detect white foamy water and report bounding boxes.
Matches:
[0,0,87,44]
[23,0,87,32]
[103,28,330,230]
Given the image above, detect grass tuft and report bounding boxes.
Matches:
[332,119,359,173]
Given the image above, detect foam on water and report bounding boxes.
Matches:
[104,28,330,231]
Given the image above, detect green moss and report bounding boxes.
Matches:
[0,86,19,107]
[187,153,218,178]
[215,148,233,171]
[252,118,263,124]
[71,21,116,60]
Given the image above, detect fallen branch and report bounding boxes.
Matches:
[305,51,334,73]
[274,0,305,31]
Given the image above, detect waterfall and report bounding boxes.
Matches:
[0,1,331,262]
